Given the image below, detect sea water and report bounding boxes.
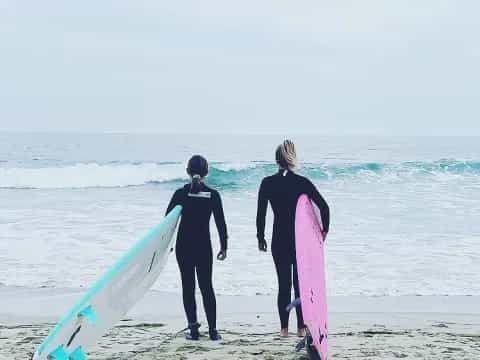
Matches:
[1,133,479,296]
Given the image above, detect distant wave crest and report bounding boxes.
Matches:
[1,159,479,189]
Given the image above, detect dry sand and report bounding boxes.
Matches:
[0,288,479,359]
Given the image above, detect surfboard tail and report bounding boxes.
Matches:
[295,194,328,360]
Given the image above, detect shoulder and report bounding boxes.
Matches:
[203,184,220,198]
[293,173,314,187]
[180,184,191,192]
[291,171,306,181]
[173,184,189,196]
[261,174,276,186]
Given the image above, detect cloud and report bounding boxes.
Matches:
[0,1,479,134]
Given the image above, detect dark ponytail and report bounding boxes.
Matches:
[190,174,202,194]
[187,155,209,194]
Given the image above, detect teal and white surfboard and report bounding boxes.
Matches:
[33,206,182,360]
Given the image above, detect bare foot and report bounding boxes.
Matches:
[280,328,289,337]
[297,328,306,338]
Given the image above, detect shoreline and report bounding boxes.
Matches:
[1,286,479,324]
[4,313,478,359]
[1,287,480,359]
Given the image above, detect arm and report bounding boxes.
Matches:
[256,179,268,247]
[212,191,228,251]
[307,180,330,234]
[166,189,182,216]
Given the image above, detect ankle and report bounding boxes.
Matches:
[209,328,222,341]
[189,322,200,330]
[186,322,200,340]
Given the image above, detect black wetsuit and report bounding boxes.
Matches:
[256,170,330,329]
[166,183,228,330]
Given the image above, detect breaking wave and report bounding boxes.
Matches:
[1,159,479,189]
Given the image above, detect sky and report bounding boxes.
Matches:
[0,1,479,135]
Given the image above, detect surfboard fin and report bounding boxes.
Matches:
[69,346,87,360]
[47,345,69,360]
[286,298,301,312]
[77,305,97,324]
[295,338,306,352]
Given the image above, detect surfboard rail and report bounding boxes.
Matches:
[33,205,182,360]
[295,194,328,360]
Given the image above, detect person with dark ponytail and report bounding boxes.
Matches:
[256,140,330,338]
[166,155,228,341]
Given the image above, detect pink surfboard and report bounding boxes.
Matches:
[295,194,328,360]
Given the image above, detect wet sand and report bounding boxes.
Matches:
[1,288,479,359]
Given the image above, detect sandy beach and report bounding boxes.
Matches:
[3,0,480,356]
[1,287,479,359]
[2,135,479,359]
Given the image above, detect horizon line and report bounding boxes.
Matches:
[1,130,480,137]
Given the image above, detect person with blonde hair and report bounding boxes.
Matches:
[256,140,330,337]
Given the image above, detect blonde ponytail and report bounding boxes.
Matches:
[275,139,297,170]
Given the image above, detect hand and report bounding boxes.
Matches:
[258,239,268,252]
[322,231,328,242]
[217,249,227,261]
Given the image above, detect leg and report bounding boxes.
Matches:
[196,251,217,330]
[273,254,292,331]
[176,252,198,326]
[293,260,305,332]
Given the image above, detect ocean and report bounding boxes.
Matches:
[1,133,479,297]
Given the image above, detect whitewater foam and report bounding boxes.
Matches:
[1,160,479,189]
[2,135,480,297]
[0,162,189,189]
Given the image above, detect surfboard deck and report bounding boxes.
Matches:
[32,205,182,360]
[295,194,328,360]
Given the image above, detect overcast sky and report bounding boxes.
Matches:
[0,1,479,135]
